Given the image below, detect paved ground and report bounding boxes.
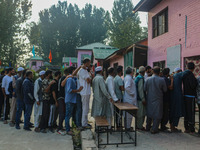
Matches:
[0,118,73,150]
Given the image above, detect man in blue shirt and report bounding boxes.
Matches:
[65,66,82,135]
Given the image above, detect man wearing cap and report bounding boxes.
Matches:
[135,66,146,130]
[124,67,137,130]
[91,66,113,124]
[9,67,24,127]
[33,70,45,132]
[105,67,119,128]
[169,67,184,132]
[15,69,26,129]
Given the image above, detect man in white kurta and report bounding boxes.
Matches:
[105,67,118,128]
[124,67,137,129]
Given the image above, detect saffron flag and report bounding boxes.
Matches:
[69,57,72,66]
[49,50,52,63]
[32,45,35,57]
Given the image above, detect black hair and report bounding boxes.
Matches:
[145,66,152,71]
[26,70,32,77]
[126,67,133,74]
[96,71,102,74]
[45,70,52,76]
[6,67,13,73]
[187,62,195,70]
[55,71,61,77]
[64,68,69,75]
[1,71,5,75]
[162,68,170,76]
[22,69,27,77]
[68,66,75,74]
[107,67,114,74]
[153,66,160,74]
[83,58,90,64]
[117,66,123,73]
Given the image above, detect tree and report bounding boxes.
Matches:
[107,0,146,48]
[0,0,32,66]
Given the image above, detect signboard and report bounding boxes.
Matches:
[167,45,181,73]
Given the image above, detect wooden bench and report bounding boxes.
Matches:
[94,117,109,148]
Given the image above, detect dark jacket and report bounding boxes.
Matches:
[16,77,24,100]
[23,78,35,104]
[182,70,197,96]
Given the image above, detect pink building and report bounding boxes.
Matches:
[27,56,44,71]
[134,0,200,76]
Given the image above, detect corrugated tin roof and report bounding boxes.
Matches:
[76,42,115,50]
[62,57,77,63]
[93,48,118,60]
[30,56,44,61]
[133,0,162,12]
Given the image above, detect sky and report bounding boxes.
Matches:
[31,0,148,27]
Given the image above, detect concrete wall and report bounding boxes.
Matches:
[148,0,200,69]
[29,60,44,71]
[109,55,124,68]
[77,50,92,67]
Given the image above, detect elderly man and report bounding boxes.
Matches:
[34,70,45,132]
[144,66,167,134]
[135,66,146,130]
[91,66,113,125]
[124,67,137,130]
[106,67,118,128]
[169,67,184,132]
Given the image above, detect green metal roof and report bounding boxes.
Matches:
[76,42,115,50]
[30,56,44,61]
[62,57,77,63]
[44,62,52,66]
[93,47,119,60]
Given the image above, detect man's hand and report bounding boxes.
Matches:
[50,80,56,85]
[66,75,73,79]
[109,98,114,104]
[37,101,40,106]
[77,86,83,92]
[55,101,58,107]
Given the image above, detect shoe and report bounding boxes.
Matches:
[41,129,47,133]
[29,125,34,128]
[20,120,24,124]
[83,124,92,129]
[57,130,66,136]
[34,127,40,133]
[151,129,159,134]
[49,128,55,133]
[24,128,32,131]
[29,122,34,126]
[16,126,21,130]
[66,131,74,136]
[9,122,15,127]
[4,120,8,124]
[77,126,84,131]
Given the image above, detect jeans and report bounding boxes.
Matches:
[65,102,75,132]
[15,99,25,127]
[72,94,82,127]
[58,99,65,130]
[24,104,33,129]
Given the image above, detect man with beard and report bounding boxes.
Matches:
[33,70,45,132]
[0,70,6,120]
[40,70,55,133]
[2,67,14,124]
[144,66,152,80]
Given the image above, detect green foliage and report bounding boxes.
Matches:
[28,2,109,66]
[106,0,147,48]
[0,0,32,66]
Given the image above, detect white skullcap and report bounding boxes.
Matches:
[17,67,24,72]
[174,67,181,72]
[39,70,46,76]
[95,66,102,72]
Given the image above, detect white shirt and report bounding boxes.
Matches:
[78,68,91,95]
[144,72,148,80]
[34,77,41,102]
[105,75,118,102]
[123,74,137,106]
[2,75,12,95]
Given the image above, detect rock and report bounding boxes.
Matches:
[81,130,94,140]
[82,139,96,150]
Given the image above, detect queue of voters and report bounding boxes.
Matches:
[0,58,200,136]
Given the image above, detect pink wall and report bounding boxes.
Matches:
[29,60,44,71]
[77,50,92,67]
[109,55,124,68]
[148,0,200,69]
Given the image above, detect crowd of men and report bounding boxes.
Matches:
[0,58,200,135]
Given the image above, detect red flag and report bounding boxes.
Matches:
[69,57,72,66]
[49,50,52,63]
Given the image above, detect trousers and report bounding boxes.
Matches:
[146,117,161,132]
[10,97,17,123]
[81,95,90,127]
[3,95,10,121]
[15,98,25,127]
[58,99,65,130]
[40,100,50,130]
[24,104,33,129]
[34,101,43,128]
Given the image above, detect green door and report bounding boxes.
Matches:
[124,51,133,74]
